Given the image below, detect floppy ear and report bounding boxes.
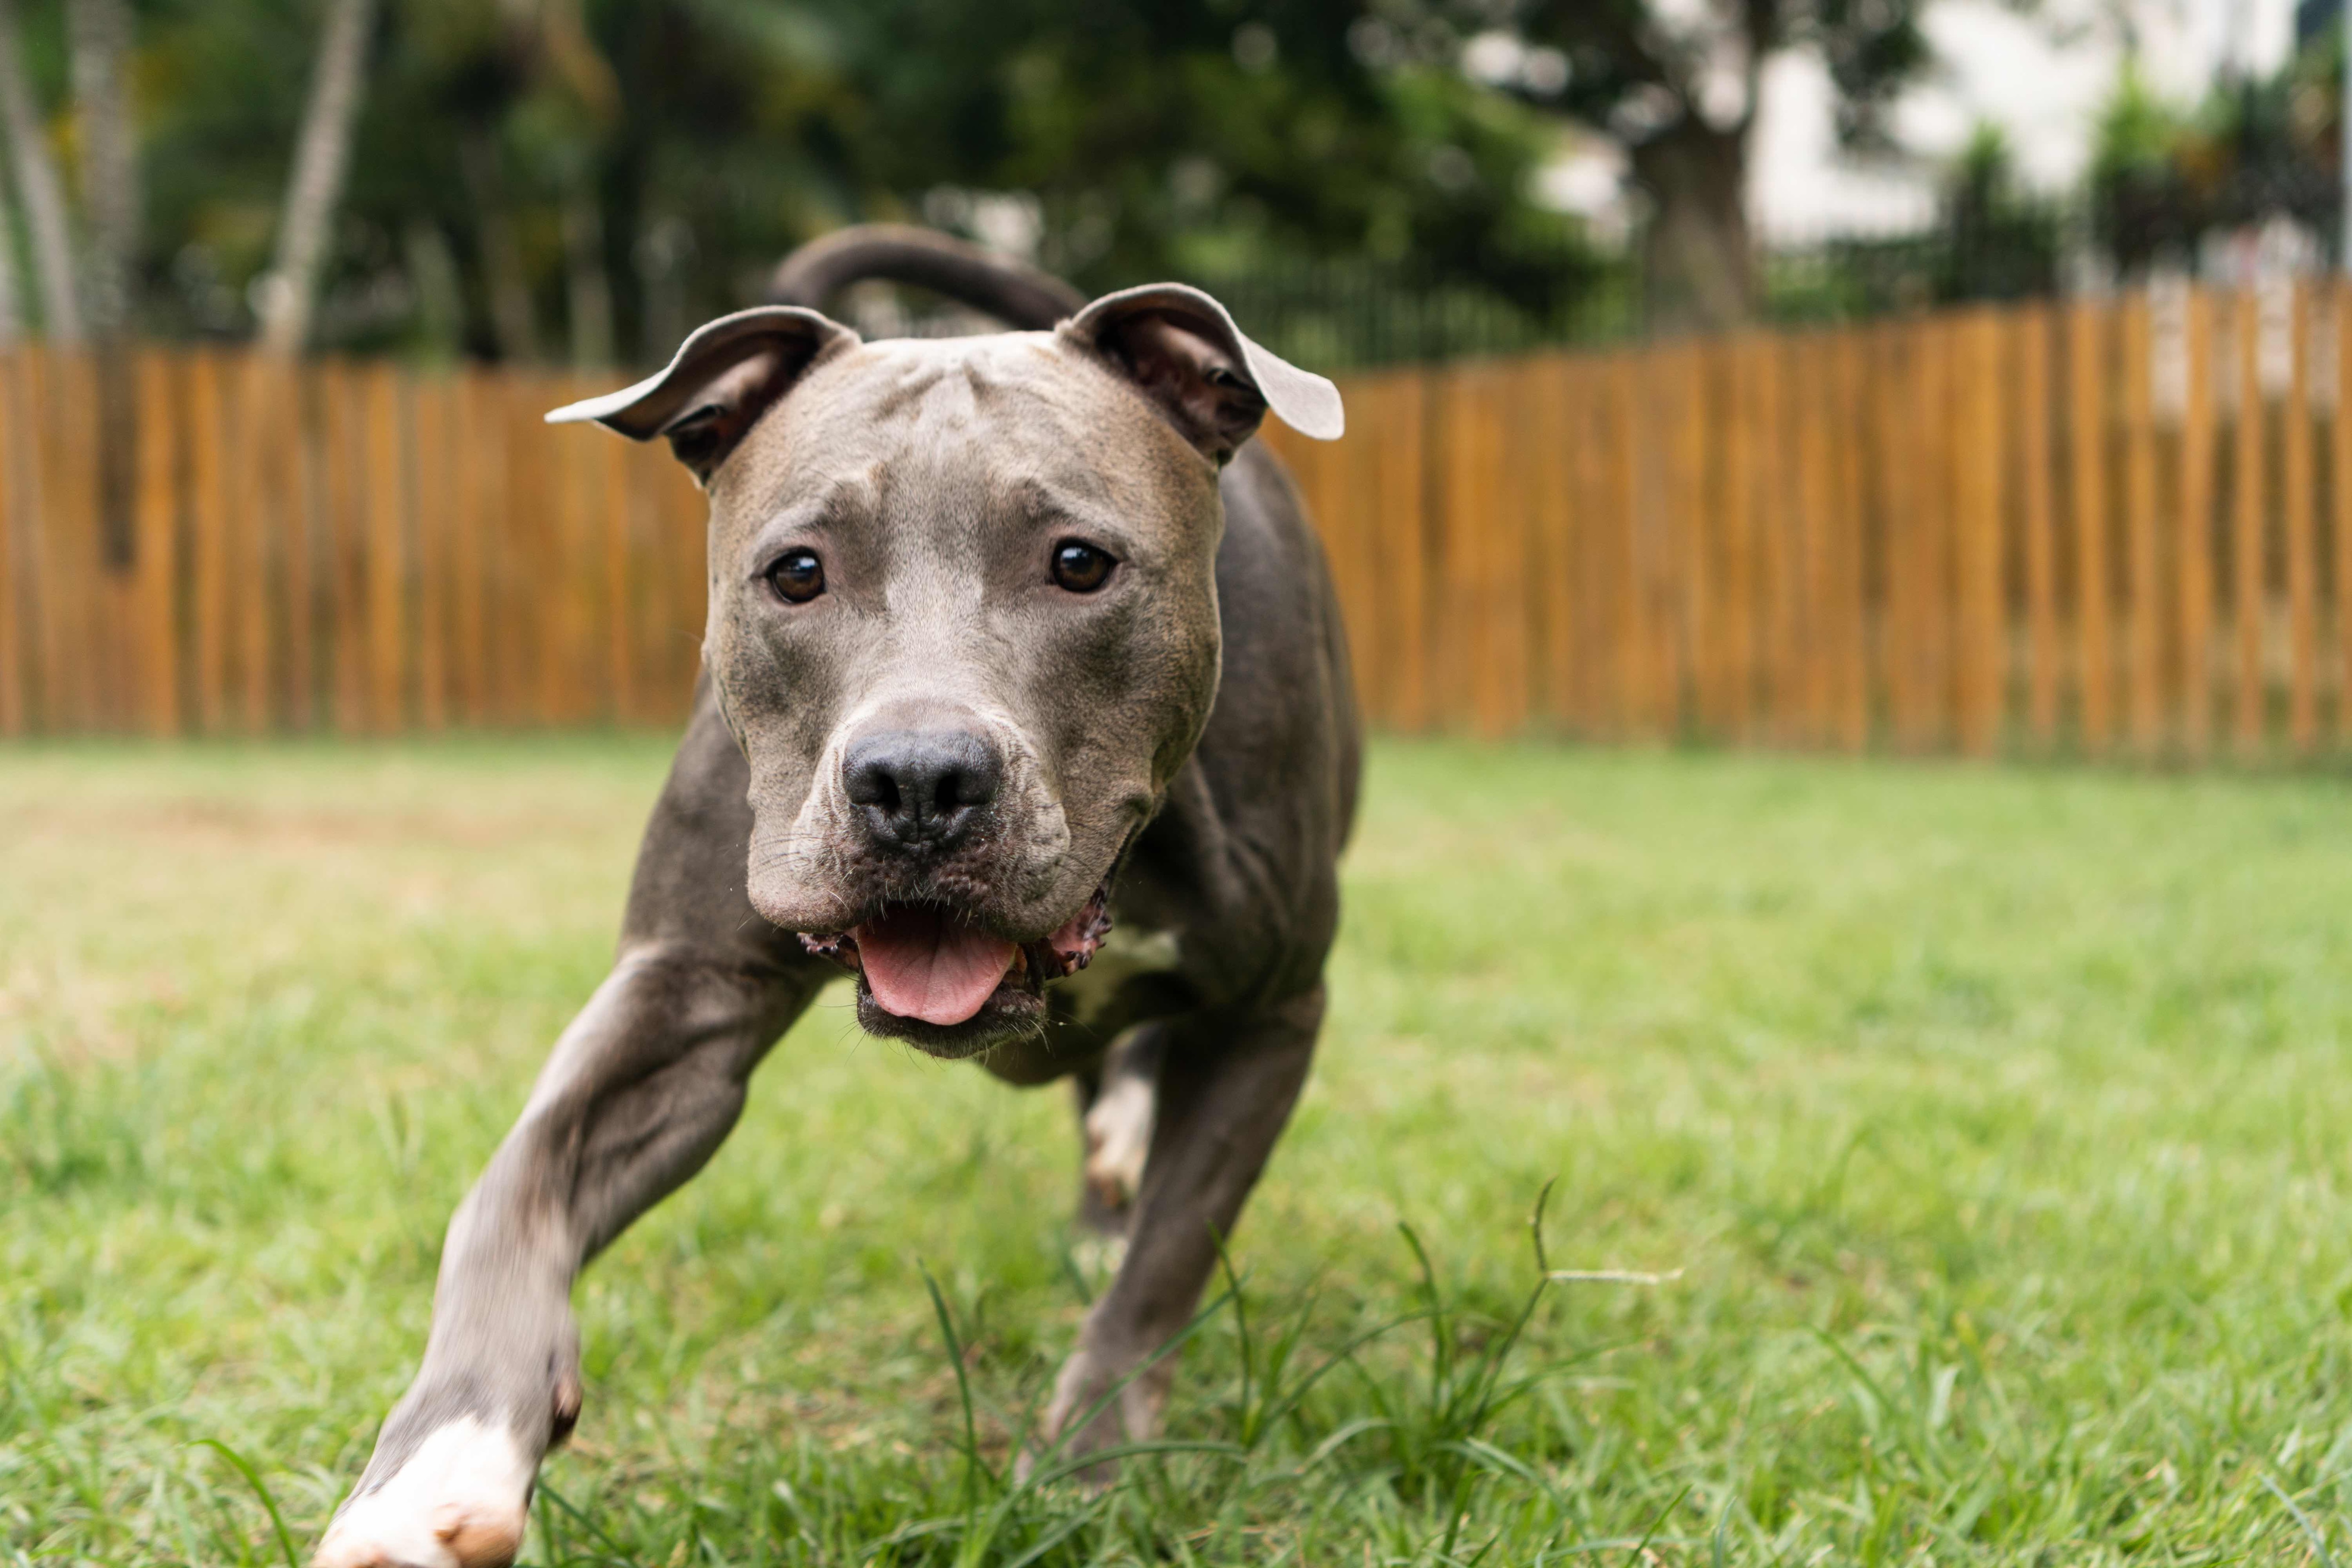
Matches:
[545,306,858,483]
[1062,284,1343,463]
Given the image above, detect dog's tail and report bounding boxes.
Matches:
[766,224,1086,330]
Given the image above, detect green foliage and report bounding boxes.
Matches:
[15,0,1964,365]
[1512,0,1933,151]
[2084,37,2345,271]
[65,0,1601,362]
[1952,120,2012,203]
[11,737,2352,1561]
[2091,61,2182,186]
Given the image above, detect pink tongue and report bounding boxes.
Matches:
[853,907,1017,1026]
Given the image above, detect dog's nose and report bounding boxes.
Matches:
[843,730,1003,851]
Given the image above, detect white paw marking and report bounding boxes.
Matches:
[313,1416,534,1568]
[1083,1070,1154,1210]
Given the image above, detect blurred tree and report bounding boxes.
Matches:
[1507,0,1934,331]
[825,1,1581,303]
[69,0,135,568]
[0,0,76,340]
[122,0,1601,364]
[1934,120,2058,300]
[255,0,377,353]
[70,0,133,338]
[2088,61,2192,270]
[2080,42,2341,274]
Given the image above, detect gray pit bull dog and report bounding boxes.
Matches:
[313,226,1360,1568]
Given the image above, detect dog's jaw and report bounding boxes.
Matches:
[798,879,1116,1058]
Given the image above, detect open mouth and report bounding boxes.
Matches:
[797,882,1112,1030]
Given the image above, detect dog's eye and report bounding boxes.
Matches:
[1050,540,1116,594]
[764,549,826,604]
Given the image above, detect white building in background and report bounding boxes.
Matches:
[1537,0,2299,246]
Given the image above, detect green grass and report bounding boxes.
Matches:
[7,736,2352,1565]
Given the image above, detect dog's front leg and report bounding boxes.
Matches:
[312,944,814,1568]
[1033,985,1323,1478]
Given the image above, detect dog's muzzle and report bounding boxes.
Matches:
[799,879,1114,1028]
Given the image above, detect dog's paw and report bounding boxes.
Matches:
[312,1417,534,1568]
[1022,1339,1176,1488]
[1082,1072,1154,1211]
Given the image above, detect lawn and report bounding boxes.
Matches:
[7,736,2352,1566]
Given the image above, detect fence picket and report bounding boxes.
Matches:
[1915,318,1955,750]
[2181,290,2216,759]
[1570,359,1614,733]
[1717,337,1755,738]
[2071,303,2113,755]
[2286,283,2319,754]
[2235,289,2267,757]
[1530,357,1578,732]
[2123,295,2161,754]
[1759,335,1799,742]
[42,351,92,729]
[2020,307,2058,747]
[1832,330,1869,752]
[135,352,180,736]
[185,350,228,732]
[280,360,318,729]
[0,355,19,736]
[1872,326,1912,743]
[315,363,359,732]
[1956,311,2004,756]
[1669,345,1704,737]
[1383,374,1431,731]
[2338,285,2352,744]
[413,375,453,730]
[1797,334,1836,745]
[364,365,407,732]
[453,371,496,723]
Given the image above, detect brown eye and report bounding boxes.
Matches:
[764,549,825,603]
[1051,540,1116,594]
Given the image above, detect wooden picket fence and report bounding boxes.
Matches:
[1265,279,2352,759]
[6,284,2352,761]
[0,350,705,735]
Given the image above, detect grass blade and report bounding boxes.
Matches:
[921,1261,994,1500]
[189,1440,300,1568]
[2263,1472,2340,1568]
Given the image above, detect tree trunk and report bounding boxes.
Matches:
[562,184,614,368]
[0,0,79,341]
[461,131,539,363]
[0,179,27,346]
[69,0,134,341]
[258,0,378,356]
[1629,115,1754,335]
[402,218,464,359]
[635,208,692,362]
[68,0,136,570]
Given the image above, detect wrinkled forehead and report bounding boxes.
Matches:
[714,333,1203,522]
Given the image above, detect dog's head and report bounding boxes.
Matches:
[550,286,1340,1058]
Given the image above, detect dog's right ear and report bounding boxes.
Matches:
[545,306,858,484]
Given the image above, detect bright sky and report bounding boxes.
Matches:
[1747,0,2301,240]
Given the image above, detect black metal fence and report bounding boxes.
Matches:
[1196,258,1635,372]
[858,176,2350,373]
[1219,202,2346,369]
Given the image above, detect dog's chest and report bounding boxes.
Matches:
[1051,924,1182,1029]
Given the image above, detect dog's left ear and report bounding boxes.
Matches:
[545,305,858,484]
[1064,284,1343,462]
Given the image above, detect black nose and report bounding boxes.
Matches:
[843,729,1003,851]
